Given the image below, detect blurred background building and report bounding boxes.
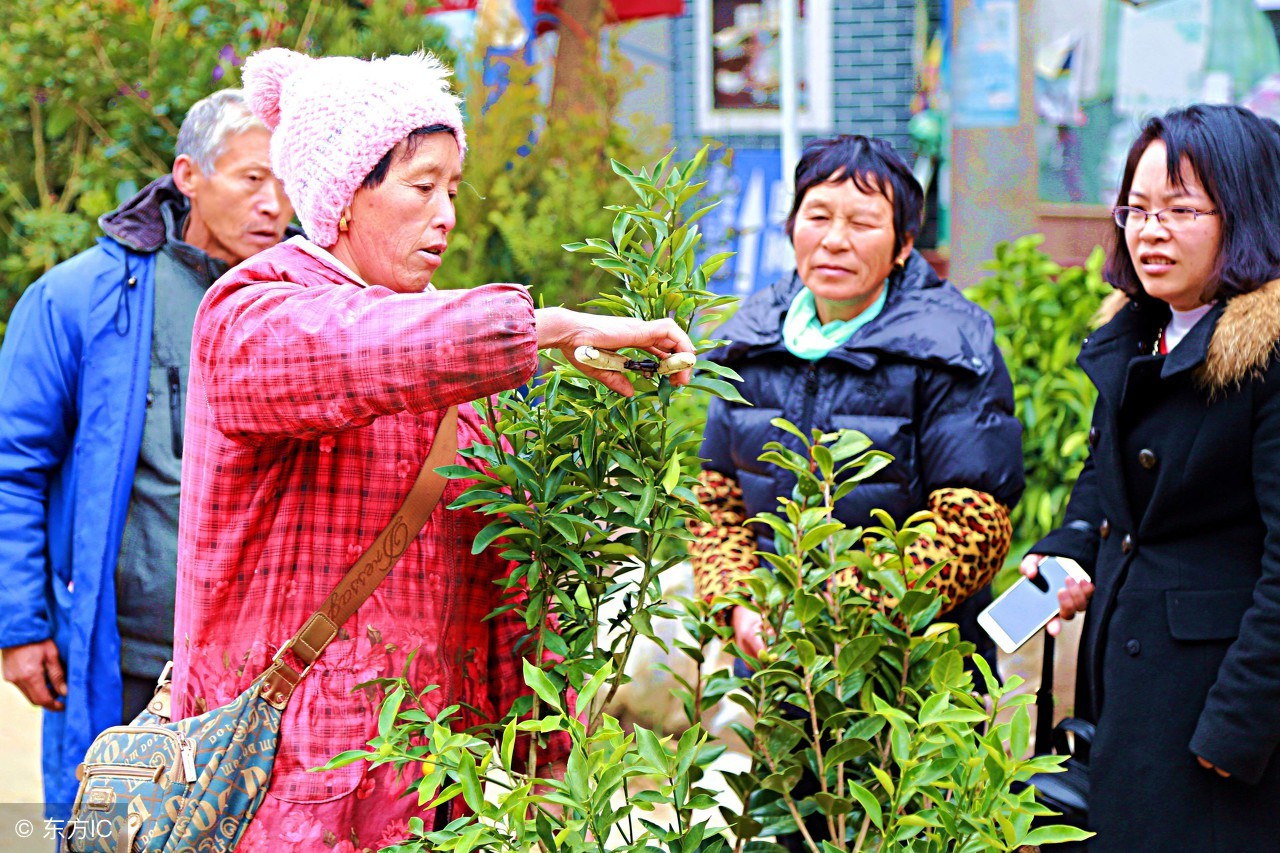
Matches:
[466,0,1280,291]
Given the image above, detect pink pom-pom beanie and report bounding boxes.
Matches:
[241,48,467,247]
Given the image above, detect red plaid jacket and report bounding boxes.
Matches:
[172,241,550,809]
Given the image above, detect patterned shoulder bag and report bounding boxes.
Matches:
[64,408,458,853]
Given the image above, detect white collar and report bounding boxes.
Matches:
[1165,302,1215,352]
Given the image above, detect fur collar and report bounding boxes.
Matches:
[1092,279,1280,392]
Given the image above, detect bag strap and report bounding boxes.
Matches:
[259,406,459,709]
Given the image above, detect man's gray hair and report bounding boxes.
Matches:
[175,89,267,174]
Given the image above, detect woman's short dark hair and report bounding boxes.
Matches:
[361,124,457,191]
[785,135,924,260]
[1106,104,1280,303]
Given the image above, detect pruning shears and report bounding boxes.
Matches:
[573,346,696,380]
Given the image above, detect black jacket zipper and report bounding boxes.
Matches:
[798,362,820,436]
[168,366,183,458]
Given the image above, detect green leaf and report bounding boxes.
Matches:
[546,513,581,544]
[456,750,484,812]
[812,792,853,817]
[675,725,701,776]
[798,522,845,554]
[500,721,516,769]
[522,660,562,712]
[869,764,895,799]
[769,417,808,443]
[795,638,816,668]
[824,738,872,765]
[1021,825,1095,845]
[634,725,670,773]
[470,521,509,555]
[691,377,748,404]
[377,686,405,737]
[847,781,883,829]
[314,748,371,770]
[661,450,683,493]
[575,660,613,712]
[535,811,558,852]
[919,692,951,726]
[635,483,656,522]
[566,745,590,803]
[1010,705,1030,758]
[930,649,966,692]
[837,636,882,675]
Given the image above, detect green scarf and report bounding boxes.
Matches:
[782,283,888,361]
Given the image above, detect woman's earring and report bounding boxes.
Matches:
[339,213,350,233]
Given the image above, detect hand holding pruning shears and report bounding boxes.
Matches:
[533,307,696,396]
[573,346,696,380]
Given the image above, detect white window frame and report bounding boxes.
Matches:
[694,0,834,134]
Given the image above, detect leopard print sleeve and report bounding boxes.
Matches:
[834,487,1012,614]
[688,469,759,608]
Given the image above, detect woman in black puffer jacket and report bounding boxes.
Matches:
[689,134,1024,851]
[690,134,1024,689]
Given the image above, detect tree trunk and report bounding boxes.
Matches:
[550,0,606,120]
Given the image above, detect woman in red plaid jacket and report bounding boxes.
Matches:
[170,48,693,851]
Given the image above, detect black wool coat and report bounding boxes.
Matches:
[702,250,1025,648]
[1033,281,1280,851]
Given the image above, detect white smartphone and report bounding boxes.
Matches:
[977,556,1091,654]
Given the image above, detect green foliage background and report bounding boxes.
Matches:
[0,1,666,338]
[434,36,667,306]
[967,235,1110,585]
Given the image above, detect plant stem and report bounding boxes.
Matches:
[70,103,165,174]
[28,99,50,206]
[854,811,872,850]
[147,0,169,79]
[836,759,847,845]
[761,740,822,853]
[54,125,89,216]
[294,0,322,51]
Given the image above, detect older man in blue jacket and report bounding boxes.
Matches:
[0,89,292,817]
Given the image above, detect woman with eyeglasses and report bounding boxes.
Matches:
[1022,104,1280,850]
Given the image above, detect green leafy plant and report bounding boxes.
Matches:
[966,235,1109,580]
[324,148,742,851]
[698,422,1092,851]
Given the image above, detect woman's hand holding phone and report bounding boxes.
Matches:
[1020,553,1095,636]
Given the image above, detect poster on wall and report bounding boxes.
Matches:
[1115,0,1210,117]
[953,0,1020,128]
[695,0,833,133]
[701,149,796,296]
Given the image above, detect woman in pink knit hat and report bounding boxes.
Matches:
[169,48,693,850]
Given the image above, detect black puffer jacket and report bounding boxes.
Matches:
[701,250,1024,551]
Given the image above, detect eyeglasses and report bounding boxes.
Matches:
[1113,206,1220,229]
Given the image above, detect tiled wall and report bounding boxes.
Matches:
[669,0,923,159]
